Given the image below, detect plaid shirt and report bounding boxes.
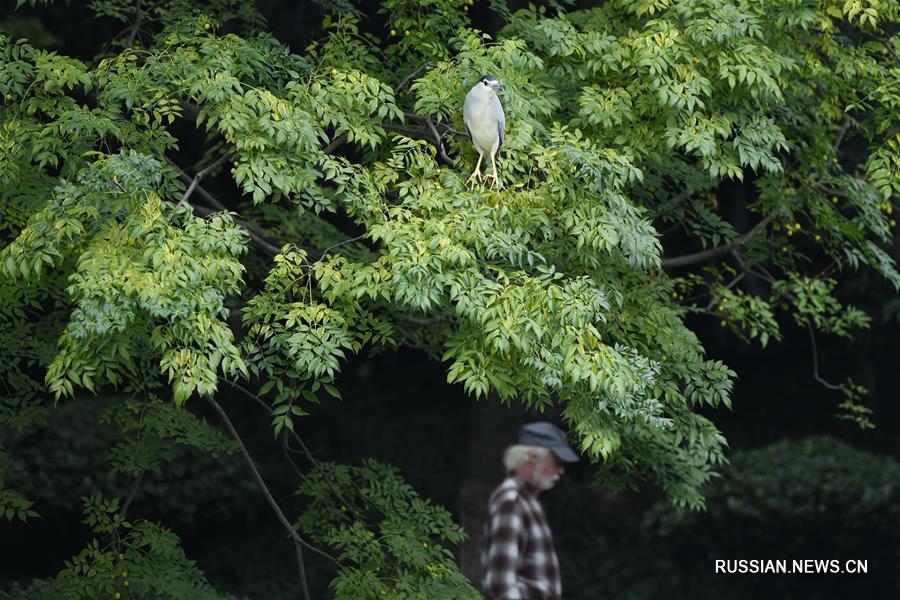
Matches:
[481,476,562,599]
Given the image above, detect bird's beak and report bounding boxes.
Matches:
[495,83,504,92]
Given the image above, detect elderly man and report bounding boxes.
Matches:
[482,421,579,599]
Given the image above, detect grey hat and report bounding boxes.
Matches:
[518,422,579,463]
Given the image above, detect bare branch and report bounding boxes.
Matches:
[701,270,747,311]
[164,156,299,257]
[165,156,228,211]
[221,379,361,519]
[403,112,456,166]
[436,123,468,139]
[832,116,851,155]
[319,234,365,262]
[662,211,778,268]
[394,62,432,95]
[126,0,143,49]
[118,469,145,519]
[220,380,329,472]
[166,153,230,222]
[423,115,456,166]
[382,123,428,137]
[206,396,339,585]
[731,249,776,284]
[322,133,349,155]
[807,324,844,392]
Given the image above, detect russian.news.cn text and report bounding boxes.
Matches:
[715,559,867,575]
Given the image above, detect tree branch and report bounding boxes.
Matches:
[662,211,778,268]
[125,0,143,49]
[394,62,432,95]
[165,156,228,210]
[165,156,295,257]
[221,379,328,469]
[832,116,851,155]
[118,469,145,519]
[322,133,348,155]
[436,122,468,139]
[403,112,456,166]
[221,379,362,519]
[206,395,337,600]
[807,324,844,392]
[166,153,230,222]
[423,115,456,166]
[319,234,365,262]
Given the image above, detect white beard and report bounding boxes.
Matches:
[535,471,560,491]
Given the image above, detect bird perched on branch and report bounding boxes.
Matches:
[463,75,505,189]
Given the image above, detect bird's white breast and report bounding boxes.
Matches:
[464,87,504,155]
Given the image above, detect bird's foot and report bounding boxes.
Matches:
[483,173,502,190]
[466,169,483,188]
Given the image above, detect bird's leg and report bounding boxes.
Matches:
[467,151,485,185]
[486,148,502,189]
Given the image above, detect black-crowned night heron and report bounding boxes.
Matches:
[463,75,505,189]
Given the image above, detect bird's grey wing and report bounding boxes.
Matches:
[463,93,475,143]
[494,96,505,149]
[464,118,473,144]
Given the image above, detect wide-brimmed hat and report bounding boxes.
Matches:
[518,421,579,463]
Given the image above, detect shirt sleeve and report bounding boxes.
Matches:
[483,496,528,600]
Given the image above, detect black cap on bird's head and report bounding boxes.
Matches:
[479,74,502,90]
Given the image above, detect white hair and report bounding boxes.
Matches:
[503,445,549,472]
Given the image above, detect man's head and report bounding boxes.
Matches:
[503,422,579,492]
[503,445,566,491]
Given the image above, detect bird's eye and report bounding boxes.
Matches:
[482,80,488,86]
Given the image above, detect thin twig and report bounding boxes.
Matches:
[394,62,432,95]
[125,0,143,49]
[403,112,456,166]
[381,123,428,137]
[436,122,468,139]
[319,234,365,262]
[221,379,361,518]
[832,116,851,155]
[662,210,778,268]
[282,436,307,480]
[807,324,844,391]
[164,156,294,257]
[322,133,348,155]
[119,469,145,519]
[167,153,230,222]
[731,249,776,284]
[701,270,747,311]
[221,380,327,469]
[165,156,228,211]
[295,542,311,600]
[206,397,339,582]
[423,115,456,166]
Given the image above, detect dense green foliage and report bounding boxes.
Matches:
[296,460,480,599]
[2,0,899,596]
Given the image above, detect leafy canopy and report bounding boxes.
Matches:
[2,0,899,595]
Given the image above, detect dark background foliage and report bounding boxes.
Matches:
[2,1,899,599]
